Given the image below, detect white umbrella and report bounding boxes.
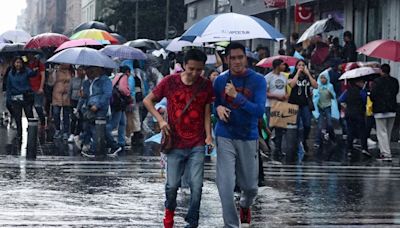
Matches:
[339,67,381,80]
[297,18,343,43]
[47,47,117,69]
[180,12,284,43]
[166,37,203,52]
[0,29,31,43]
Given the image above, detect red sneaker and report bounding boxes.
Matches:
[163,209,175,228]
[240,207,251,224]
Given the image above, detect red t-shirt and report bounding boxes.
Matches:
[28,60,45,91]
[152,74,214,149]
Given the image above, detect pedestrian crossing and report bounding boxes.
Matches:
[0,156,399,227]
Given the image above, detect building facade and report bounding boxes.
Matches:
[81,0,104,23]
[65,0,82,35]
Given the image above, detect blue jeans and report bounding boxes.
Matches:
[52,106,71,133]
[106,111,126,147]
[297,105,312,145]
[316,106,334,145]
[34,93,45,125]
[165,146,205,226]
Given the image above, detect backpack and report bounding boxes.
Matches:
[111,74,132,111]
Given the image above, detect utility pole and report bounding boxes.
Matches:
[165,0,170,40]
[135,0,139,39]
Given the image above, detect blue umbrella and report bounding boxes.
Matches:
[100,45,147,60]
[180,12,284,42]
[47,47,117,69]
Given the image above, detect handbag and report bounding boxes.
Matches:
[160,79,207,154]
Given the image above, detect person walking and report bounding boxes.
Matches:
[265,59,289,161]
[6,57,36,140]
[52,64,73,140]
[143,49,213,228]
[213,42,266,227]
[370,64,399,161]
[69,66,85,142]
[288,60,318,157]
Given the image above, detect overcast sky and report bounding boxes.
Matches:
[0,0,26,33]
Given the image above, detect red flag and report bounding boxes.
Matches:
[264,0,286,8]
[295,4,314,23]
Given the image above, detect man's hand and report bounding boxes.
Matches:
[216,105,231,122]
[90,105,98,112]
[37,88,44,94]
[205,136,214,146]
[225,81,238,98]
[159,119,171,136]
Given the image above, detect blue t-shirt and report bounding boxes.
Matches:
[213,69,266,140]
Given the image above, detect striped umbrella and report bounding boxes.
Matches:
[70,29,119,44]
[100,45,147,60]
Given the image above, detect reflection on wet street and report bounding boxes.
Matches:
[0,116,400,226]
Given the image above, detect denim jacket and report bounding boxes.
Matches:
[78,75,112,118]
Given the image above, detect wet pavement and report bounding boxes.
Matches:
[0,113,400,226]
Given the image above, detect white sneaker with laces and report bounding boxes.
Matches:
[68,134,75,142]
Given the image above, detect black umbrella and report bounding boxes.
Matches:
[125,39,163,52]
[0,43,41,56]
[73,21,112,34]
[110,33,127,44]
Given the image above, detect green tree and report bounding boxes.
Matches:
[98,0,186,41]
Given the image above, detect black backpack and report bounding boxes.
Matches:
[111,74,132,111]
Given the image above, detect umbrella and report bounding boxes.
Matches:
[0,29,31,43]
[257,55,299,68]
[342,61,381,72]
[357,39,400,62]
[110,33,127,44]
[70,29,119,44]
[100,45,147,60]
[339,67,381,80]
[25,33,70,49]
[47,47,117,69]
[73,21,113,33]
[310,42,329,65]
[297,18,343,43]
[54,39,103,52]
[166,37,202,52]
[125,39,163,51]
[180,12,284,43]
[0,43,41,56]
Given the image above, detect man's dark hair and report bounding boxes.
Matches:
[343,31,353,39]
[381,63,391,74]
[119,65,131,73]
[183,48,207,64]
[256,46,266,52]
[272,59,284,69]
[291,32,299,41]
[278,49,286,55]
[225,42,246,56]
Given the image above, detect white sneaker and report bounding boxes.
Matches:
[125,136,131,145]
[112,129,118,137]
[82,144,90,152]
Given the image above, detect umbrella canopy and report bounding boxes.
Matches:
[100,45,147,60]
[0,29,31,43]
[297,18,343,43]
[73,21,112,33]
[125,39,163,51]
[342,61,381,72]
[257,55,299,68]
[25,33,70,49]
[180,12,284,43]
[47,47,117,69]
[339,67,381,80]
[166,37,203,52]
[357,39,400,62]
[54,39,103,52]
[70,29,119,44]
[110,33,127,44]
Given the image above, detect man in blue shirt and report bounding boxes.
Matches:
[213,42,266,227]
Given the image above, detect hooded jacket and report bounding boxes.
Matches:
[312,70,340,119]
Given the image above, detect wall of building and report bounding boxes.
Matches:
[65,0,82,35]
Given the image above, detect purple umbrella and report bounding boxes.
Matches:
[100,45,147,60]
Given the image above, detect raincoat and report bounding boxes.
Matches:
[79,74,112,118]
[312,70,339,120]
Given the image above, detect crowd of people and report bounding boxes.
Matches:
[0,28,398,227]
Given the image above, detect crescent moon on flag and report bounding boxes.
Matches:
[298,7,312,20]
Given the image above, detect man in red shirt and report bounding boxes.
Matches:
[27,54,46,128]
[143,49,213,228]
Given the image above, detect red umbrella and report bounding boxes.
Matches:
[256,55,298,68]
[25,33,70,49]
[311,42,329,65]
[357,39,400,62]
